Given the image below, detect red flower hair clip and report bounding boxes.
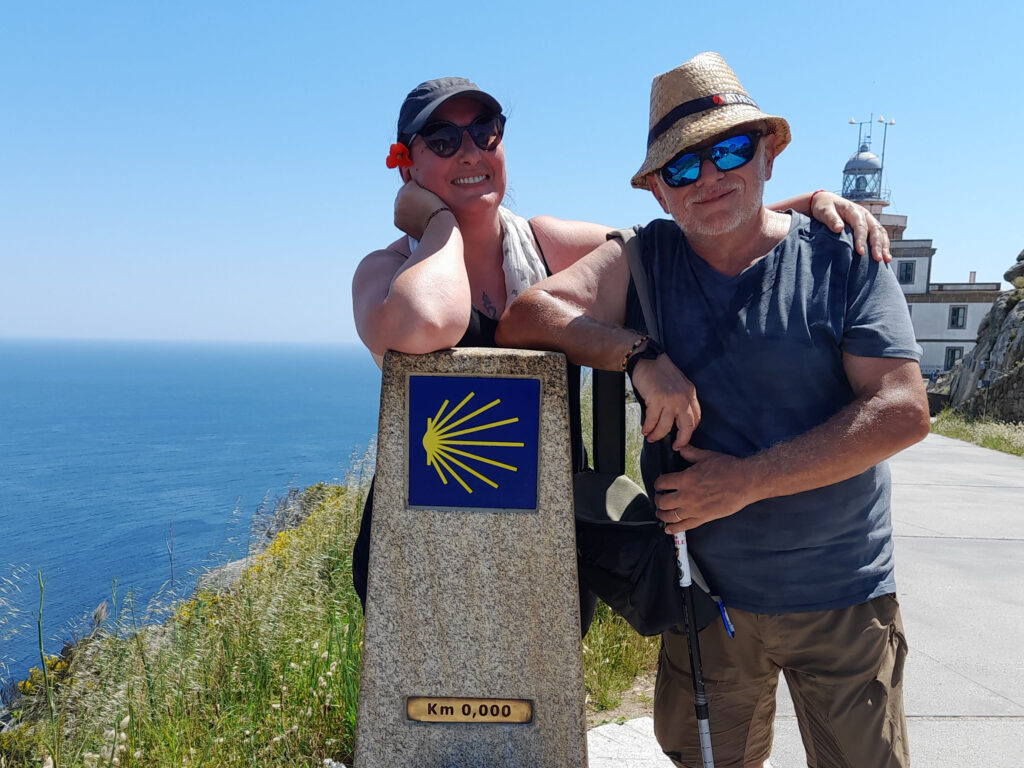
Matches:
[386,142,412,169]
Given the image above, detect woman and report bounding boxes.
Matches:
[351,77,889,618]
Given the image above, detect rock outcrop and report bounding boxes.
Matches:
[1004,248,1024,286]
[946,252,1024,422]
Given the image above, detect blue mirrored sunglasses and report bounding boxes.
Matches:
[660,131,761,188]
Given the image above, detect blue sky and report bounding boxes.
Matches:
[3,1,1021,344]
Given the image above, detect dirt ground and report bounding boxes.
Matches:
[586,671,656,727]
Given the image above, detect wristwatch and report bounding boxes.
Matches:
[625,337,664,378]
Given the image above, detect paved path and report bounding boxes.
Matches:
[587,433,1024,767]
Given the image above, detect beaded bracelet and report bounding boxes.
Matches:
[423,206,453,230]
[620,334,649,372]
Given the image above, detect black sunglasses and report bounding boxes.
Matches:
[660,131,761,187]
[415,113,506,158]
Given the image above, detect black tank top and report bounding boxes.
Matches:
[457,306,499,347]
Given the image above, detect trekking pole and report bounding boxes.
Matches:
[660,434,714,768]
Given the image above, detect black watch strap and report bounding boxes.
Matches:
[625,337,663,378]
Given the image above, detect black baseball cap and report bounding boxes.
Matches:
[397,77,502,143]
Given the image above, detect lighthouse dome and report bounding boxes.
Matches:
[844,143,882,173]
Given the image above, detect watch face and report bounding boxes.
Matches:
[638,338,662,359]
[626,339,662,377]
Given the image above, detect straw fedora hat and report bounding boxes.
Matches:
[631,52,791,190]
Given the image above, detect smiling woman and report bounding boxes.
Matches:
[348,75,891,631]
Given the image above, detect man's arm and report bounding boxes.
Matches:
[652,354,930,532]
[497,238,702,446]
[496,238,636,369]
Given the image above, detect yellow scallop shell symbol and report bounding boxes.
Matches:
[422,391,524,494]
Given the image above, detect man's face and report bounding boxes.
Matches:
[648,130,777,238]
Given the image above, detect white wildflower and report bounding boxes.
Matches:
[119,715,130,730]
[312,641,319,651]
[320,651,329,662]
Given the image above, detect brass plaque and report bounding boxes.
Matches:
[407,696,533,724]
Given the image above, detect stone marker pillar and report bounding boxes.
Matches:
[355,348,587,768]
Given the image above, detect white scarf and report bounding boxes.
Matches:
[497,206,549,300]
[407,206,549,302]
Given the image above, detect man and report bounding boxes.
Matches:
[496,52,929,768]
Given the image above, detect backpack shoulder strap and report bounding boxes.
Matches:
[607,228,659,345]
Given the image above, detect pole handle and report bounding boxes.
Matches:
[674,531,692,588]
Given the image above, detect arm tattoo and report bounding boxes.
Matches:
[481,291,498,320]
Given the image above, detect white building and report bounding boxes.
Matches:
[841,132,1001,374]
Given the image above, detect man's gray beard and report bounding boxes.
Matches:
[674,154,767,237]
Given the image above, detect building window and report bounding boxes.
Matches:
[949,305,967,329]
[944,347,964,370]
[897,261,915,284]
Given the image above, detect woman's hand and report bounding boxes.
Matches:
[811,191,891,262]
[394,180,450,239]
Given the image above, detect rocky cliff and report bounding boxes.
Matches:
[946,249,1024,422]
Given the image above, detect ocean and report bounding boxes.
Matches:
[0,339,381,685]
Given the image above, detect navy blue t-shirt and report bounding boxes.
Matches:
[626,213,921,613]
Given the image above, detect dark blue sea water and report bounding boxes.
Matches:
[0,339,380,685]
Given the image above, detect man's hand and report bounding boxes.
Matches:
[654,445,755,533]
[630,353,701,448]
[811,191,891,263]
[394,180,449,239]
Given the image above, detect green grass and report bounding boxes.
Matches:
[2,481,367,768]
[2,400,661,766]
[582,603,658,712]
[931,409,1024,456]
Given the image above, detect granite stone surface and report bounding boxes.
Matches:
[355,348,587,767]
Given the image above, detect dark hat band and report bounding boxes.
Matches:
[647,92,758,148]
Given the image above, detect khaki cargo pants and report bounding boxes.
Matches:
[654,594,909,768]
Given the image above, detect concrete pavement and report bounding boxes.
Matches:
[587,432,1024,767]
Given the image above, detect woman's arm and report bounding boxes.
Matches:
[770,190,891,262]
[531,189,891,277]
[528,215,613,274]
[352,183,472,359]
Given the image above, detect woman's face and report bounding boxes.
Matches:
[407,97,507,217]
